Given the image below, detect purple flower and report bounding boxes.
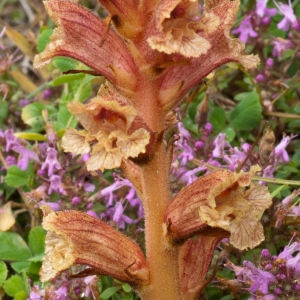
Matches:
[48,175,65,195]
[42,89,53,100]
[86,210,98,218]
[4,129,19,152]
[178,165,205,185]
[177,140,194,166]
[273,0,297,31]
[83,183,95,192]
[274,134,297,163]
[41,147,62,176]
[71,197,81,205]
[256,0,277,18]
[232,15,258,44]
[12,145,40,171]
[243,261,277,294]
[112,202,134,229]
[272,37,293,58]
[212,133,230,158]
[5,156,16,167]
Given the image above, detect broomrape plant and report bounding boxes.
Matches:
[33,0,271,299]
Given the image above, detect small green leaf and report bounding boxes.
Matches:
[3,275,27,297]
[221,127,235,142]
[14,132,47,141]
[209,106,226,132]
[0,101,8,125]
[230,91,262,130]
[0,232,32,261]
[0,261,8,286]
[100,287,121,299]
[50,73,85,86]
[11,261,31,273]
[52,57,77,72]
[37,28,53,53]
[28,261,42,276]
[28,226,46,256]
[21,103,57,132]
[4,166,30,188]
[122,283,132,293]
[271,185,287,198]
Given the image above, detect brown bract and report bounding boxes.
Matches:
[164,166,272,250]
[40,206,149,284]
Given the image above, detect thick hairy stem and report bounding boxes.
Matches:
[137,141,181,300]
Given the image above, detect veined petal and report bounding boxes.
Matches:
[40,206,149,284]
[86,143,122,172]
[113,128,150,158]
[147,0,211,57]
[61,128,92,155]
[33,0,137,90]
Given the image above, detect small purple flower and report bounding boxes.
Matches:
[12,145,40,171]
[86,210,98,218]
[272,38,293,58]
[48,175,65,195]
[4,129,19,152]
[178,165,204,185]
[112,202,134,229]
[273,0,297,31]
[274,134,297,163]
[256,74,266,82]
[41,147,62,176]
[212,133,230,158]
[42,89,53,100]
[232,15,258,44]
[19,99,30,107]
[178,140,194,166]
[5,156,16,167]
[72,197,81,205]
[39,200,61,211]
[266,58,274,68]
[83,183,95,193]
[256,0,277,18]
[243,261,277,294]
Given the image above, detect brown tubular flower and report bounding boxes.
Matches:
[157,0,260,110]
[164,166,272,250]
[33,0,137,94]
[40,206,149,285]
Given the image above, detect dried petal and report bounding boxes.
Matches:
[147,0,211,57]
[62,128,92,155]
[40,206,149,284]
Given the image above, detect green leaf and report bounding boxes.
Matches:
[0,101,8,125]
[11,261,31,273]
[0,232,32,261]
[221,127,235,142]
[55,105,77,130]
[21,103,57,132]
[100,287,121,299]
[28,226,46,256]
[28,253,44,262]
[3,275,27,297]
[50,73,85,86]
[52,57,77,72]
[14,132,47,141]
[0,261,8,286]
[230,91,262,130]
[5,166,30,188]
[271,185,287,198]
[209,106,226,132]
[28,261,42,275]
[122,283,132,293]
[14,291,27,300]
[36,28,53,53]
